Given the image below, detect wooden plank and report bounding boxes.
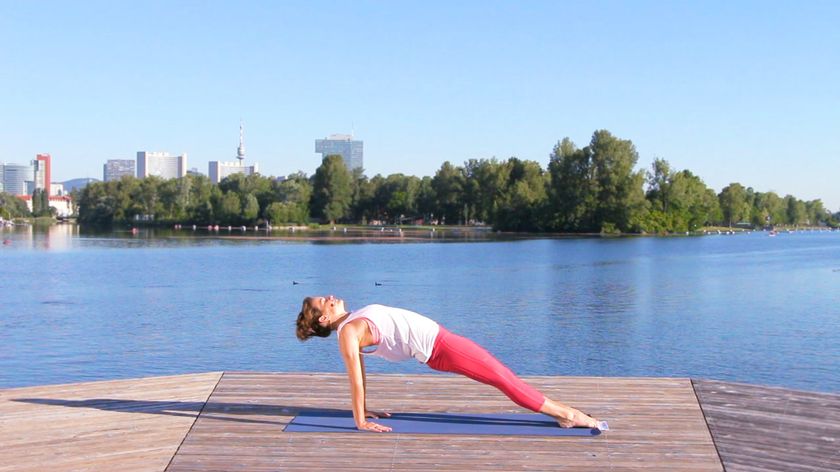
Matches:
[693,379,840,472]
[0,372,222,472]
[23,373,838,471]
[168,372,722,471]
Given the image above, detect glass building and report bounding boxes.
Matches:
[315,134,363,172]
[104,159,136,182]
[0,163,35,195]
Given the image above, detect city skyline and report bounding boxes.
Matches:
[1,2,838,209]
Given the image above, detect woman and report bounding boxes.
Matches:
[296,295,601,433]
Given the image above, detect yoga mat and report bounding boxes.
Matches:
[284,411,602,436]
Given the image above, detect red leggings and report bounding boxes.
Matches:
[425,326,545,412]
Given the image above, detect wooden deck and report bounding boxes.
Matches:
[1,372,837,471]
[693,379,840,472]
[0,372,222,472]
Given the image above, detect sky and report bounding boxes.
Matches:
[1,1,838,209]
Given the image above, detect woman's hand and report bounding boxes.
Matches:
[357,420,392,433]
[365,410,391,420]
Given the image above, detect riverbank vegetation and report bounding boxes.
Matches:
[69,130,837,233]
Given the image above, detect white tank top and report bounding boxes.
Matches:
[338,304,440,363]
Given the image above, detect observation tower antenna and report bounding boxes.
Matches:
[236,121,245,162]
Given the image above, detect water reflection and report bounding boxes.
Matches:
[1,223,79,251]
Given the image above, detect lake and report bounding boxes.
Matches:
[1,225,838,392]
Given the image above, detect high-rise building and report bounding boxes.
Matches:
[209,161,259,183]
[136,151,187,179]
[103,159,136,182]
[34,154,51,196]
[0,162,35,195]
[315,134,363,172]
[209,123,259,183]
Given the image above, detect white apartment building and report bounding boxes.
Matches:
[208,161,259,184]
[136,151,187,179]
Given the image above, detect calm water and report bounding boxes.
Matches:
[1,225,838,392]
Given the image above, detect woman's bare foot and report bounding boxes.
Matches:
[540,398,599,428]
[555,408,598,428]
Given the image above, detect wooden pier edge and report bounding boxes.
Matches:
[1,372,838,471]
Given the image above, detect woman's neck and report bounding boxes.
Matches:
[329,311,351,330]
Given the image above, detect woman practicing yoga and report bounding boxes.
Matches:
[296,295,602,433]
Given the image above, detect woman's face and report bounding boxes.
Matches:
[314,295,346,326]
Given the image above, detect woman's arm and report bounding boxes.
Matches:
[359,353,367,410]
[339,323,391,432]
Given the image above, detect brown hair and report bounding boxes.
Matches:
[296,297,333,341]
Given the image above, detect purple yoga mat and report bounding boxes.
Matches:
[284,411,601,436]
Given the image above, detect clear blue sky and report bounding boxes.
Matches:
[1,1,838,209]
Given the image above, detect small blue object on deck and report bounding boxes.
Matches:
[284,411,602,436]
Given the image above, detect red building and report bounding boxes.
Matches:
[35,153,51,197]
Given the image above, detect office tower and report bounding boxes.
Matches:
[0,162,35,195]
[103,159,136,182]
[136,151,187,179]
[208,123,259,183]
[315,134,363,172]
[34,154,51,196]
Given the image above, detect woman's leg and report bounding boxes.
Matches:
[427,328,598,428]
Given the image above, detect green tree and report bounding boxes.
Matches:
[132,176,162,221]
[218,191,242,223]
[376,174,421,224]
[646,157,672,213]
[348,168,374,223]
[0,192,31,219]
[312,155,352,223]
[273,172,312,223]
[719,183,749,226]
[186,174,217,223]
[589,130,648,233]
[431,161,465,225]
[31,189,42,215]
[416,176,436,223]
[805,199,826,226]
[76,182,118,226]
[220,173,274,215]
[548,137,597,231]
[493,158,548,231]
[242,193,260,223]
[668,170,719,231]
[752,191,785,227]
[784,195,807,226]
[265,201,303,224]
[462,158,507,224]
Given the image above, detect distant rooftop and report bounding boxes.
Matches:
[325,134,355,141]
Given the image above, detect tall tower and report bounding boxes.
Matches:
[236,122,245,163]
[35,154,51,197]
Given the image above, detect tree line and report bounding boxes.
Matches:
[65,129,837,232]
